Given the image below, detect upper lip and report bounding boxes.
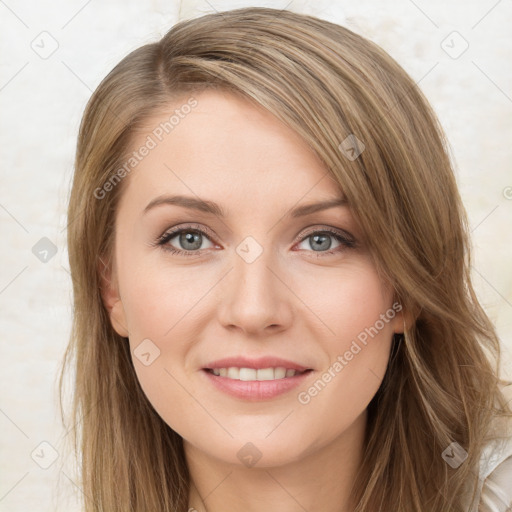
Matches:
[203,356,312,372]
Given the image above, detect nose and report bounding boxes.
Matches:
[216,243,293,336]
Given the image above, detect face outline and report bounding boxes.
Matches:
[101,88,405,471]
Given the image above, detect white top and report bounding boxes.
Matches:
[466,384,512,511]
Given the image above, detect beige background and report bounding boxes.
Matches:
[0,0,511,510]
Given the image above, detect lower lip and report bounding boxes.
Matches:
[201,369,313,400]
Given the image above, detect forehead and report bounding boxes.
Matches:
[121,89,344,212]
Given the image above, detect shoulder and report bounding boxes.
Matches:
[476,384,512,512]
[479,455,512,511]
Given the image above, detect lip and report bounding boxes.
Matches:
[201,367,314,401]
[203,356,312,372]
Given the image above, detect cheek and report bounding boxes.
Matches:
[299,259,394,345]
[118,258,218,413]
[120,256,215,340]
[119,264,200,429]
[295,263,395,414]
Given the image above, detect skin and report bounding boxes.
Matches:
[101,89,406,512]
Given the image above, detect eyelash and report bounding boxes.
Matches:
[154,223,357,258]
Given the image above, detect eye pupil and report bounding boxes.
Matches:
[311,234,331,251]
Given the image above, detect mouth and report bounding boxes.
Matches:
[203,367,314,381]
[201,367,315,401]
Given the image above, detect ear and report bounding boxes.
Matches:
[391,302,417,335]
[98,256,129,338]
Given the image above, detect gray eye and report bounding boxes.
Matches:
[297,232,341,252]
[168,230,214,251]
[309,233,332,251]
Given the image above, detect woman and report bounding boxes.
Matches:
[59,6,512,511]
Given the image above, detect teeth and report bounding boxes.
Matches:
[257,368,276,381]
[227,367,239,379]
[210,367,300,381]
[274,367,286,379]
[238,368,255,381]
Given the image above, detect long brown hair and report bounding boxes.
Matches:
[59,6,512,511]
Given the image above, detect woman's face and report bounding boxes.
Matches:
[103,89,404,467]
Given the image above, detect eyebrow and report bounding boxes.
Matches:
[143,194,348,218]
